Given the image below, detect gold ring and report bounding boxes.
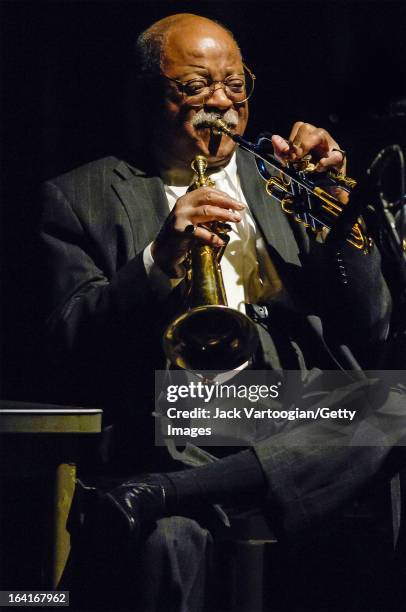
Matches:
[332,148,347,161]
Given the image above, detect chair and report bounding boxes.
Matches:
[0,400,102,589]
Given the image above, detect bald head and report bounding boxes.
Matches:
[135,13,240,80]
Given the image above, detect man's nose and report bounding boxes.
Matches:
[204,84,233,110]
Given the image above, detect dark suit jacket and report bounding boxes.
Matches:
[39,147,394,479]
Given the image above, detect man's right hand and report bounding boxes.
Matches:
[151,187,245,277]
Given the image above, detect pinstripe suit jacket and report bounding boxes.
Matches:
[40,148,393,481]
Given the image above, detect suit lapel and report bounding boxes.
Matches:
[236,148,301,266]
[112,160,168,251]
[110,153,302,266]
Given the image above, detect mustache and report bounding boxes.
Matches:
[190,109,239,130]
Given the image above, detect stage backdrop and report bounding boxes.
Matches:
[1,0,405,401]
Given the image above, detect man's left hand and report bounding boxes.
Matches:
[272,121,348,203]
[272,121,346,171]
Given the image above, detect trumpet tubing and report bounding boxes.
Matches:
[213,118,372,253]
[163,155,259,371]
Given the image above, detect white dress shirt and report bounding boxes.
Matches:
[143,152,283,310]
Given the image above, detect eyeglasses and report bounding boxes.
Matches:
[161,63,256,106]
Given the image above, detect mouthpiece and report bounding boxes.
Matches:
[212,118,235,139]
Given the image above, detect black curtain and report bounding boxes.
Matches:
[1,0,405,401]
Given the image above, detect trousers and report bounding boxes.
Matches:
[64,515,213,611]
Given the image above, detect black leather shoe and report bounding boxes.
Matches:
[74,478,167,551]
[102,480,166,544]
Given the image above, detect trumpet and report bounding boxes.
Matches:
[213,118,372,253]
[163,155,259,371]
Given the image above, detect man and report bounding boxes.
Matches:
[40,13,404,611]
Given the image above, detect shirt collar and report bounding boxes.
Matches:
[165,152,238,191]
[209,152,238,185]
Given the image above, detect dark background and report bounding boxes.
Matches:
[1,0,405,402]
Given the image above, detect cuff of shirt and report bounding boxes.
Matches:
[143,243,185,298]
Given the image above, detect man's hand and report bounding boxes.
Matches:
[272,121,349,204]
[272,121,346,172]
[151,187,245,276]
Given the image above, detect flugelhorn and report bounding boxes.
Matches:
[213,118,372,252]
[163,155,259,371]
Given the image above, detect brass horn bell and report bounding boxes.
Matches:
[163,155,259,371]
